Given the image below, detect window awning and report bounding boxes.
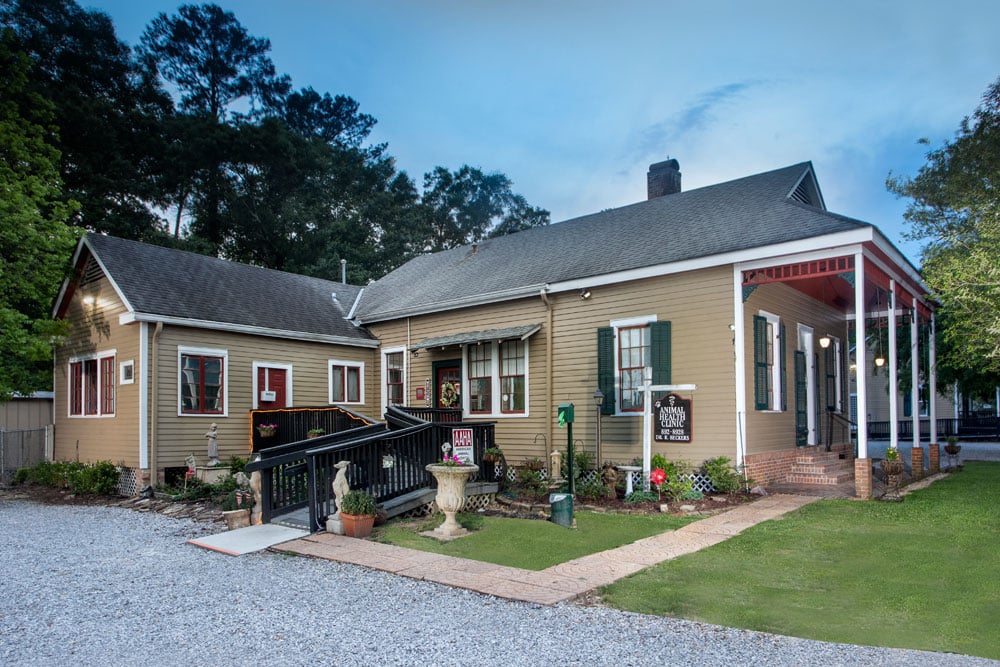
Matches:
[412,323,542,350]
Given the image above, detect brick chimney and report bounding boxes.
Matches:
[647,159,681,199]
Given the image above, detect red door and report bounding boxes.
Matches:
[257,367,288,407]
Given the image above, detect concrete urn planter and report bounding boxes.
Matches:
[426,463,479,538]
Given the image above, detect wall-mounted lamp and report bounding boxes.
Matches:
[410,349,420,357]
[875,356,886,367]
[82,296,96,305]
[580,288,592,300]
[819,335,831,349]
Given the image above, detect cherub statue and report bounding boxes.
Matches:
[331,460,351,517]
[204,423,219,465]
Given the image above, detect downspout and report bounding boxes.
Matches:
[149,322,163,484]
[540,285,553,459]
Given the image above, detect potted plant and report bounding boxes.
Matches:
[221,489,253,529]
[944,436,962,470]
[307,428,326,439]
[340,490,377,538]
[880,446,905,501]
[524,456,544,471]
[482,446,504,463]
[257,423,277,438]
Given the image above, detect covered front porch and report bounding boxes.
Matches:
[736,243,938,499]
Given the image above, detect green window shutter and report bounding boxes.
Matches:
[753,315,768,410]
[794,350,807,446]
[780,322,788,412]
[650,321,672,385]
[824,346,836,411]
[597,327,616,415]
[903,392,912,417]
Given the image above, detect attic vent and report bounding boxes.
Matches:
[789,174,820,207]
[79,256,103,287]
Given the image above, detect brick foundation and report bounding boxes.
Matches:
[928,443,940,474]
[854,458,872,499]
[911,446,923,480]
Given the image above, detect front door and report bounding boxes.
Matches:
[435,364,461,410]
[256,366,289,408]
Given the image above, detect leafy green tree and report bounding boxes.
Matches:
[0,30,80,399]
[421,165,550,251]
[888,76,1000,375]
[0,0,172,239]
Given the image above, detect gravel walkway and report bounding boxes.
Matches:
[1,498,995,667]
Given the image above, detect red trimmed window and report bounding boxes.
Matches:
[69,354,114,416]
[180,354,224,414]
[386,352,404,406]
[331,364,361,403]
[467,345,492,414]
[499,340,525,413]
[618,326,649,412]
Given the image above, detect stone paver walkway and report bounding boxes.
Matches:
[277,493,818,605]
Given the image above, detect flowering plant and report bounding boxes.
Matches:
[439,454,469,466]
[650,467,667,499]
[257,423,277,436]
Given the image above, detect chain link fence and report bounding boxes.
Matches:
[0,428,48,485]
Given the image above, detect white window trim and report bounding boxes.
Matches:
[329,359,365,405]
[252,361,293,409]
[120,359,135,385]
[67,349,117,418]
[461,340,530,418]
[177,346,229,417]
[759,310,782,412]
[610,314,657,417]
[381,347,406,414]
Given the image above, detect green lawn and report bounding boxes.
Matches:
[375,510,697,570]
[600,462,1000,659]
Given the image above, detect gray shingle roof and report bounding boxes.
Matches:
[81,234,375,344]
[353,163,872,323]
[413,324,542,350]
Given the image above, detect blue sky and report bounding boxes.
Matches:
[89,0,1000,265]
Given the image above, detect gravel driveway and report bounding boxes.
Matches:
[1,498,995,666]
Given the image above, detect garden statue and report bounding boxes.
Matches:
[327,461,351,535]
[205,423,219,465]
[249,455,262,525]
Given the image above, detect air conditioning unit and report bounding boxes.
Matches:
[260,390,276,402]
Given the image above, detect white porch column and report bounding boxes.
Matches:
[732,265,747,468]
[929,315,938,443]
[855,253,868,459]
[888,280,899,451]
[911,295,920,449]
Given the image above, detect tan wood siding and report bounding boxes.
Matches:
[743,282,850,455]
[53,276,141,466]
[369,266,738,468]
[151,327,377,468]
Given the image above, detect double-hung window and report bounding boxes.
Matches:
[330,360,364,404]
[69,351,116,417]
[753,311,785,411]
[597,317,672,415]
[179,347,227,415]
[459,338,530,417]
[384,350,404,407]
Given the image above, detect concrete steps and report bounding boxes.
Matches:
[785,450,855,485]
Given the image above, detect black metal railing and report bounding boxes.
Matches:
[248,405,376,451]
[825,410,857,453]
[866,416,1000,440]
[247,406,497,530]
[396,406,463,423]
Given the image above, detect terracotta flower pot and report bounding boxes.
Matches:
[341,512,375,538]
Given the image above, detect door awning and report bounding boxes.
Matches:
[413,323,542,350]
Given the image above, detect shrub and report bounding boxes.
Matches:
[702,456,744,495]
[222,489,255,511]
[341,490,377,515]
[624,490,659,504]
[226,456,248,475]
[65,460,119,495]
[650,452,669,472]
[575,478,608,500]
[660,460,695,501]
[515,468,547,497]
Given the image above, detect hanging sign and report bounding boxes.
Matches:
[452,428,474,463]
[652,393,692,442]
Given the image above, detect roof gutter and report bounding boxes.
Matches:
[354,284,544,325]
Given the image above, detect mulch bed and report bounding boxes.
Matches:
[488,488,757,519]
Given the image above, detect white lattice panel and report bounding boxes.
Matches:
[116,466,139,496]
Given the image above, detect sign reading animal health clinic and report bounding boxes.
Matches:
[653,393,692,442]
[452,428,474,463]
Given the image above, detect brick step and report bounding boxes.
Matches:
[795,451,854,465]
[785,469,855,485]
